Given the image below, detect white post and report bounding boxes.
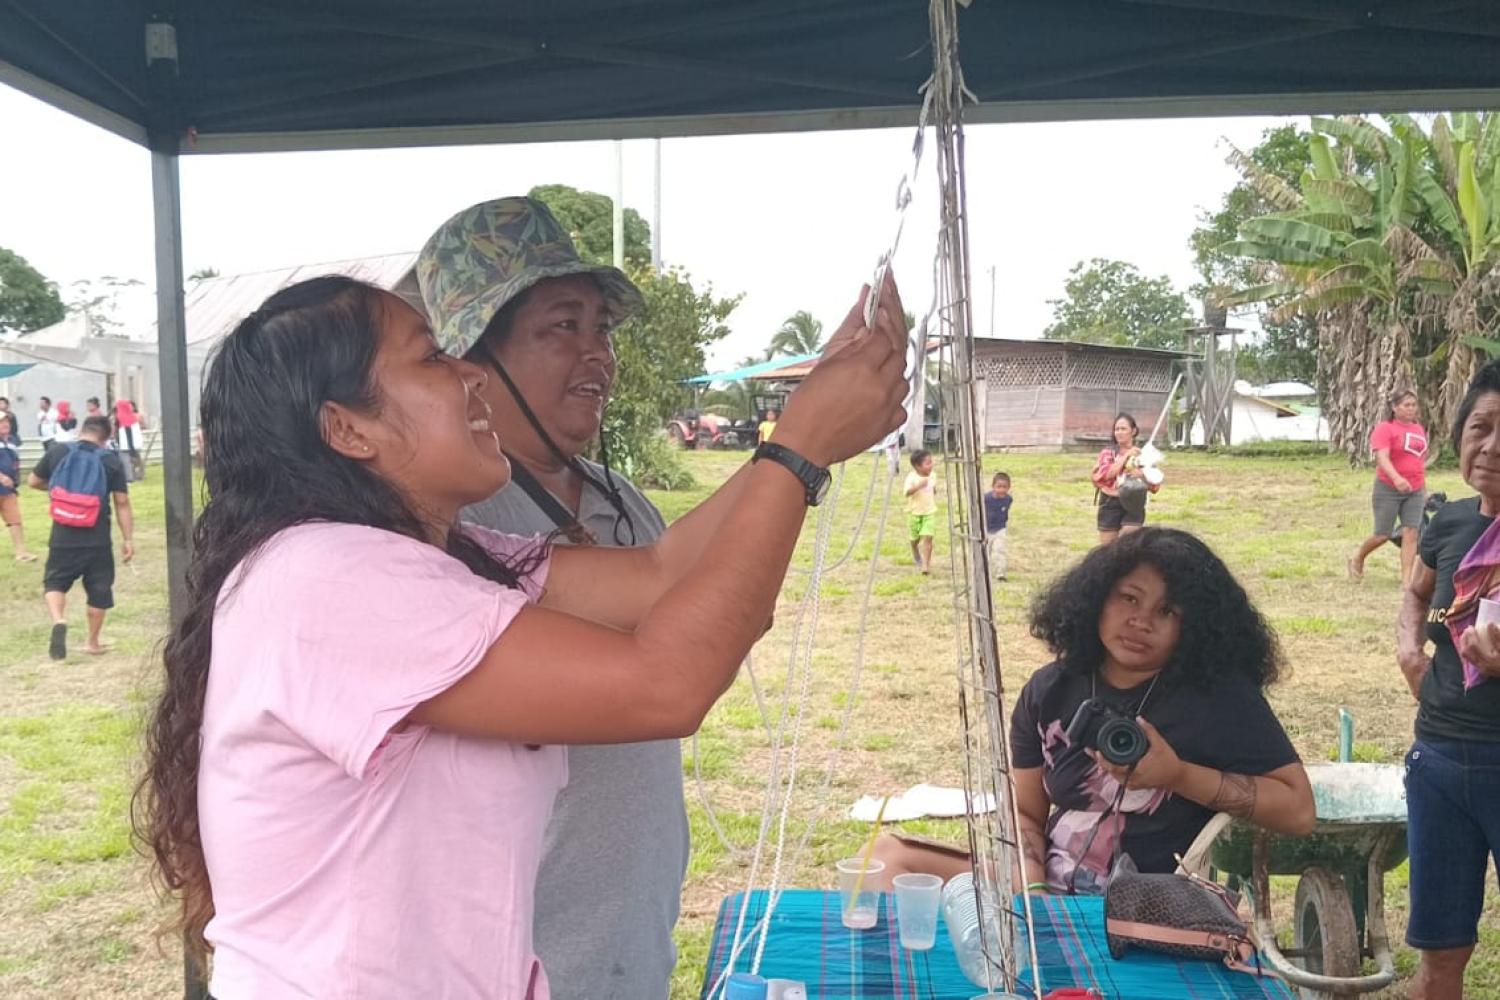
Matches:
[652,138,663,271]
[988,264,996,336]
[613,140,625,269]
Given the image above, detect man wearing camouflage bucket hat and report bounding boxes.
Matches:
[409,195,682,999]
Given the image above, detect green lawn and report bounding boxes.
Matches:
[0,449,1495,997]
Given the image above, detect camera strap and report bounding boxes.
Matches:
[1091,671,1160,717]
[1082,670,1160,888]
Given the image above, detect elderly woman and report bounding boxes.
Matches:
[875,528,1314,892]
[1398,361,1500,1000]
[1350,389,1428,581]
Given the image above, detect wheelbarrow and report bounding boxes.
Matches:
[1178,762,1407,999]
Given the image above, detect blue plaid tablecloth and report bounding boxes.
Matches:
[701,890,1297,1000]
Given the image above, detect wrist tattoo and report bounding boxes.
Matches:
[1209,772,1258,819]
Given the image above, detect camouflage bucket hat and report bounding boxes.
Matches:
[412,196,644,357]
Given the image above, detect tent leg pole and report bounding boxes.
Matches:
[150,147,205,1000]
[151,149,193,621]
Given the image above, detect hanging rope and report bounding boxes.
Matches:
[704,5,1047,994]
[922,0,1042,992]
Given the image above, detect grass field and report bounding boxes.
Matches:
[0,448,1495,997]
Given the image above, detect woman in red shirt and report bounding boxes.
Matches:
[1349,389,1428,582]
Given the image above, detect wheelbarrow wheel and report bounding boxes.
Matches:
[1292,866,1361,1000]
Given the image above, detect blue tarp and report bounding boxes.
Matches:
[686,353,818,385]
[0,363,35,379]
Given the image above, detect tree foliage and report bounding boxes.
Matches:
[66,275,144,337]
[1191,126,1318,384]
[1043,258,1193,350]
[529,183,652,269]
[769,310,824,356]
[1217,113,1500,461]
[0,248,65,334]
[604,265,739,487]
[528,184,739,488]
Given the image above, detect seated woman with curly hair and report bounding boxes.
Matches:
[874,528,1315,893]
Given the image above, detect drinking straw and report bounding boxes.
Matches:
[846,794,890,914]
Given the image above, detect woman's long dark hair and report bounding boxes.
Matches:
[135,275,541,953]
[1029,528,1283,690]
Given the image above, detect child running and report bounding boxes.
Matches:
[984,471,1012,581]
[905,448,937,574]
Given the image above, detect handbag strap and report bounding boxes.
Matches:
[505,453,596,546]
[1105,918,1266,974]
[1110,923,1272,977]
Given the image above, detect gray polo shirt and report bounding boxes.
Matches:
[462,457,688,1000]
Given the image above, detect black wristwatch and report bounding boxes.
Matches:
[753,442,832,506]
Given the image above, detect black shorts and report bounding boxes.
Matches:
[43,545,115,609]
[1096,494,1145,532]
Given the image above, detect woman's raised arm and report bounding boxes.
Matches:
[410,290,909,744]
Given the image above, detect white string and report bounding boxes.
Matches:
[703,461,899,997]
[691,451,882,864]
[707,465,844,998]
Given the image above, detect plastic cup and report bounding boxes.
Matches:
[893,872,943,950]
[836,857,885,929]
[1479,597,1500,629]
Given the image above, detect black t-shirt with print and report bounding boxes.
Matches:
[1010,661,1299,886]
[1418,496,1500,742]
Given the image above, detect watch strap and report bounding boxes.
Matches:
[753,441,828,506]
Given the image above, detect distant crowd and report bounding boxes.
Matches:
[0,393,142,660]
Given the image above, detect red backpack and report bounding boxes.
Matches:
[47,444,107,528]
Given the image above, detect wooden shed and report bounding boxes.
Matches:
[972,337,1190,450]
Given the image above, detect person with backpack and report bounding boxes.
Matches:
[28,415,133,660]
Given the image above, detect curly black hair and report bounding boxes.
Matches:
[1029,527,1283,690]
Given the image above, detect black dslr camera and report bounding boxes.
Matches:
[1065,698,1148,766]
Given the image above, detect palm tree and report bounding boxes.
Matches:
[1221,113,1500,460]
[769,310,824,357]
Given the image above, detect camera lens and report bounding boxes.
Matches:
[1097,717,1147,766]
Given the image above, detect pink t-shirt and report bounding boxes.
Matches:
[199,522,562,1000]
[1370,419,1427,490]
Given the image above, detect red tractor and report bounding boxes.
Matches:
[665,410,754,449]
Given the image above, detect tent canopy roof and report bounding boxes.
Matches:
[4,2,1499,154]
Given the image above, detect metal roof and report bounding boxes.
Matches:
[972,334,1197,360]
[180,252,417,347]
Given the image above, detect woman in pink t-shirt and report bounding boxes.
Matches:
[136,273,910,999]
[1349,389,1428,582]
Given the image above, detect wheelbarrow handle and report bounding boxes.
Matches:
[1251,912,1394,994]
[1248,827,1400,996]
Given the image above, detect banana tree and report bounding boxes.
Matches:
[1220,113,1498,461]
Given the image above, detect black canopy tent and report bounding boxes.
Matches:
[2,2,1498,996]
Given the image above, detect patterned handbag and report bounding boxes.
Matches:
[1104,854,1267,976]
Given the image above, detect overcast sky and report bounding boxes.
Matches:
[1,83,1299,367]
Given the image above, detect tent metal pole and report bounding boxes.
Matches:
[151,147,207,1000]
[150,149,194,625]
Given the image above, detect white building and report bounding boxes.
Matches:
[0,253,417,447]
[1185,380,1328,446]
